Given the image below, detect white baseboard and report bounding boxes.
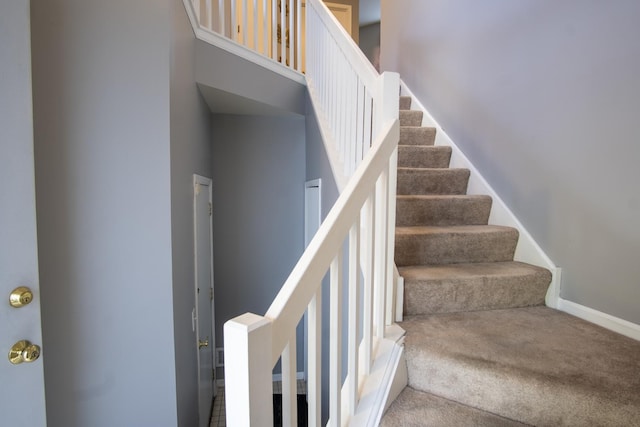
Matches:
[399,80,561,309]
[557,298,640,341]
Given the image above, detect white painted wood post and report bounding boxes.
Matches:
[347,219,361,417]
[307,291,322,427]
[224,313,274,426]
[329,251,343,427]
[282,335,297,427]
[361,193,375,375]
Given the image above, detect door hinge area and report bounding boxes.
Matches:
[209,202,212,216]
[210,287,213,301]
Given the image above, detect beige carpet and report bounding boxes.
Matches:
[382,95,640,426]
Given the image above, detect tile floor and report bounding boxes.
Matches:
[209,380,307,427]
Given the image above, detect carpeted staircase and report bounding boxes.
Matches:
[381,97,640,426]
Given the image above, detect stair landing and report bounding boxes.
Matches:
[399,307,640,426]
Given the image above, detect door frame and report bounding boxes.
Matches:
[193,174,216,426]
[303,179,322,380]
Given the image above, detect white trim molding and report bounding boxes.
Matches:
[557,298,640,341]
[399,80,562,308]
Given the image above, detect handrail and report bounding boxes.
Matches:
[182,0,403,424]
[225,118,399,426]
[185,0,304,73]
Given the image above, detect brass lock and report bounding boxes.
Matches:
[8,340,41,364]
[9,286,34,308]
[198,338,209,349]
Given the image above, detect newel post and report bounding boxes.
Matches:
[375,72,401,137]
[224,313,274,426]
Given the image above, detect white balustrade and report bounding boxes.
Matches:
[183,0,402,423]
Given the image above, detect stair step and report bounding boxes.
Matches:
[400,110,423,126]
[399,96,412,110]
[398,145,451,168]
[395,225,518,266]
[396,195,491,226]
[399,261,550,315]
[400,126,436,146]
[381,387,529,427]
[401,307,640,426]
[397,168,469,195]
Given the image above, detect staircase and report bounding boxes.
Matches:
[381,97,640,426]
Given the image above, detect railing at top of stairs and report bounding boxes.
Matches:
[182,0,401,425]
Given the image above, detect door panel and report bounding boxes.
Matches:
[0,1,47,424]
[194,175,215,427]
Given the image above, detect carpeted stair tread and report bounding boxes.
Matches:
[401,306,640,426]
[400,110,423,126]
[399,96,412,111]
[398,145,451,168]
[399,261,550,315]
[395,225,518,266]
[381,387,530,427]
[397,168,469,195]
[400,127,436,146]
[396,194,491,226]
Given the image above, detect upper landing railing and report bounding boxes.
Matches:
[182,1,401,425]
[186,0,304,73]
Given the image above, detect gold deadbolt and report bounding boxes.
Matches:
[8,340,41,364]
[198,339,209,349]
[9,286,34,308]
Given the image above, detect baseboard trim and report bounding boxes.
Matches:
[399,80,562,309]
[557,298,640,341]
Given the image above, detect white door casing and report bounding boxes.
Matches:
[303,179,322,380]
[0,1,48,424]
[194,175,215,427]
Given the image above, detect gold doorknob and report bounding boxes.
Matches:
[9,286,33,308]
[198,339,209,349]
[8,340,41,364]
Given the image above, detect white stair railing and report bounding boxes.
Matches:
[186,0,304,72]
[225,116,399,426]
[182,0,401,424]
[224,0,400,423]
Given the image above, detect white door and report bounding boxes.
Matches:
[0,1,47,425]
[194,175,215,427]
[303,179,322,379]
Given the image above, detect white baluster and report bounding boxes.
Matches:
[361,193,375,374]
[282,335,297,427]
[374,173,388,339]
[296,0,302,71]
[242,0,248,46]
[329,251,343,427]
[347,220,361,417]
[307,291,322,427]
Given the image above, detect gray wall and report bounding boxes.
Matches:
[211,114,306,378]
[170,1,214,425]
[381,0,640,324]
[32,1,178,425]
[359,22,380,70]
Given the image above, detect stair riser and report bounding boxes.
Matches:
[398,146,451,168]
[396,196,491,226]
[400,127,436,146]
[395,228,518,266]
[403,273,549,315]
[397,169,469,195]
[399,96,412,110]
[400,110,423,126]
